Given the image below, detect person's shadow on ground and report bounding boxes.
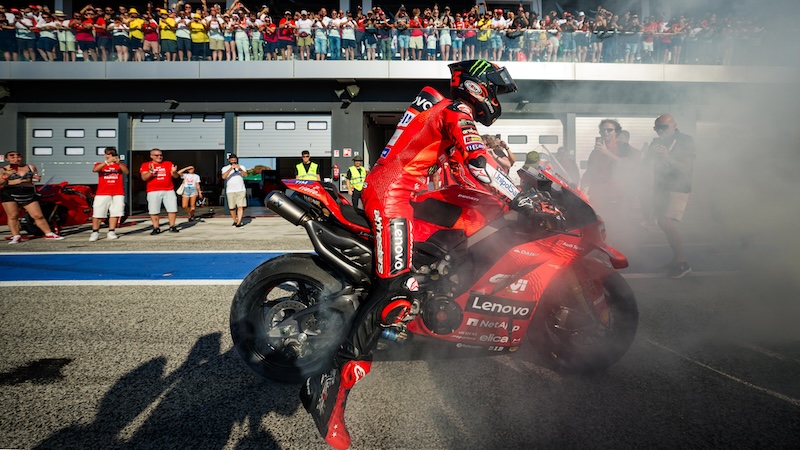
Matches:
[33,332,302,449]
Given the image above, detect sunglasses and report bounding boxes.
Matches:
[600,128,616,133]
[7,153,21,157]
[654,124,671,131]
[152,154,163,157]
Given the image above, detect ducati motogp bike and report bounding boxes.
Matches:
[230,151,638,383]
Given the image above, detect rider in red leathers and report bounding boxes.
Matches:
[301,60,540,449]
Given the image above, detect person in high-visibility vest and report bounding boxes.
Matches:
[344,155,368,209]
[295,150,320,181]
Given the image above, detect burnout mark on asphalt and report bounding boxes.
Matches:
[0,358,72,385]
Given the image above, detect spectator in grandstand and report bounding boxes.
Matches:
[363,11,378,60]
[490,8,506,61]
[142,11,160,60]
[128,7,145,61]
[504,10,525,61]
[560,13,576,62]
[438,6,453,61]
[591,12,607,63]
[233,11,251,61]
[35,11,58,62]
[0,6,17,62]
[94,8,112,62]
[109,14,129,62]
[462,11,477,60]
[250,12,264,61]
[175,8,191,61]
[624,14,642,63]
[641,16,657,63]
[73,6,97,62]
[207,11,224,60]
[408,8,424,61]
[295,9,312,60]
[340,10,357,60]
[159,9,178,62]
[189,12,208,61]
[312,9,329,60]
[277,9,295,60]
[263,13,278,60]
[576,14,590,62]
[476,10,491,60]
[376,10,392,60]
[395,6,410,60]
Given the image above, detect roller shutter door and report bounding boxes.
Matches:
[236,115,332,158]
[25,117,118,185]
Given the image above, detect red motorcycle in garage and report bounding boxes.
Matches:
[230,154,639,383]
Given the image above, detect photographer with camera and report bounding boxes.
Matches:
[221,154,248,228]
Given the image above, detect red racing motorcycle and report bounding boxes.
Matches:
[230,153,638,383]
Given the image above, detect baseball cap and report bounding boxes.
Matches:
[495,8,503,14]
[129,8,138,14]
[159,9,167,15]
[301,10,307,15]
[525,151,541,166]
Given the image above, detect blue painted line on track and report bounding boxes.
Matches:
[0,252,287,281]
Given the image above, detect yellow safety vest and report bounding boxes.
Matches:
[296,162,319,180]
[347,166,366,191]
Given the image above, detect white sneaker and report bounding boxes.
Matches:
[8,235,22,245]
[107,230,118,240]
[89,231,100,242]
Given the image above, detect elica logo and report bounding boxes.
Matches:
[389,219,408,274]
[466,292,533,319]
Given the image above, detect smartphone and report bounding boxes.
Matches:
[478,5,486,15]
[595,137,602,144]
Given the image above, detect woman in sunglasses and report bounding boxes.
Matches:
[1,151,64,243]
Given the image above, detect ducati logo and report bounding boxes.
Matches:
[405,277,419,292]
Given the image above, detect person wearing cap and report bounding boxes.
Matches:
[189,11,209,61]
[394,6,410,60]
[159,8,178,61]
[489,8,506,61]
[277,9,295,60]
[344,156,368,209]
[295,9,313,60]
[295,150,319,181]
[128,7,146,61]
[221,154,248,227]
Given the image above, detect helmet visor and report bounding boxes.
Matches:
[486,67,518,95]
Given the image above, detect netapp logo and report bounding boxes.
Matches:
[466,318,520,332]
[466,292,532,319]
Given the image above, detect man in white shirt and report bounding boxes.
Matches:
[295,9,313,60]
[221,154,248,227]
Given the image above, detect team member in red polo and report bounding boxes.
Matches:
[89,147,129,242]
[140,148,180,235]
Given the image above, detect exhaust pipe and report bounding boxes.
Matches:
[266,191,310,225]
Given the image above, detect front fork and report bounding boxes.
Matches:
[560,265,610,328]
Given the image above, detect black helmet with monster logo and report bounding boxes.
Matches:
[448,59,518,126]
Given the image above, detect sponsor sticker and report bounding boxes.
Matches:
[466,143,484,152]
[389,218,408,275]
[466,292,533,319]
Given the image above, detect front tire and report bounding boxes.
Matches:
[230,253,348,383]
[531,272,638,373]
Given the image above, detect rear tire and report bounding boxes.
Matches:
[530,272,638,373]
[230,253,348,383]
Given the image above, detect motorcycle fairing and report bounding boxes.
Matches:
[284,180,371,235]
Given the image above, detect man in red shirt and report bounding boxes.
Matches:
[139,148,180,234]
[277,10,296,60]
[89,147,129,241]
[301,60,540,450]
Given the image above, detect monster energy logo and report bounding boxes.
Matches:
[469,60,492,76]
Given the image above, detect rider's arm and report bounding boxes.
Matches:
[445,110,520,202]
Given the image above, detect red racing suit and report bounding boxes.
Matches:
[361,86,520,279]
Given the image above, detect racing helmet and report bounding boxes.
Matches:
[448,59,518,126]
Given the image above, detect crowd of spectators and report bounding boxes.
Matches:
[0,2,774,65]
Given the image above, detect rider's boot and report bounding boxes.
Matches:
[301,359,372,450]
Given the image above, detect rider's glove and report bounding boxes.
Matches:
[511,193,541,216]
[467,155,492,184]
